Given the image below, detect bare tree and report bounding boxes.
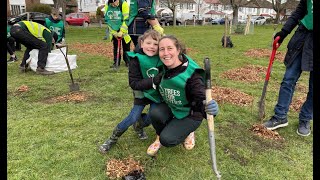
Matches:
[160,0,192,26]
[53,0,69,25]
[271,0,298,24]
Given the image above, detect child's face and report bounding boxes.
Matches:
[159,38,181,69]
[111,0,120,7]
[141,36,159,57]
[52,14,59,20]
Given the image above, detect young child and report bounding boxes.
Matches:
[99,30,163,154]
[45,8,65,44]
[104,0,131,68]
[146,35,219,156]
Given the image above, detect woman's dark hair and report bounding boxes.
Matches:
[159,35,187,57]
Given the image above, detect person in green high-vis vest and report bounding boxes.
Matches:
[146,35,219,156]
[99,30,164,154]
[263,0,313,137]
[45,8,65,44]
[104,0,131,68]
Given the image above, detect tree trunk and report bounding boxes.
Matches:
[232,5,239,25]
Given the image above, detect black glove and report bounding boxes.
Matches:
[274,30,288,44]
[153,72,163,86]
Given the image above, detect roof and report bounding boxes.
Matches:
[205,10,225,15]
[203,0,221,4]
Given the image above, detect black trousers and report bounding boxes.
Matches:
[10,26,49,69]
[7,37,15,55]
[150,103,202,147]
[112,37,130,65]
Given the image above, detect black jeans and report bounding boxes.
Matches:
[10,26,49,69]
[7,37,16,55]
[150,103,202,147]
[112,37,130,65]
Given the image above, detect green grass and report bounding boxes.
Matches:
[7,25,312,180]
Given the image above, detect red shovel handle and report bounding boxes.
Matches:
[265,36,281,81]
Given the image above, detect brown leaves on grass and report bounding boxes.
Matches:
[244,48,285,62]
[211,86,253,106]
[70,42,114,59]
[106,157,144,179]
[221,65,267,82]
[43,91,91,103]
[250,124,284,140]
[69,42,135,60]
[290,96,307,112]
[17,85,29,92]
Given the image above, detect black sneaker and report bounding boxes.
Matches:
[263,116,288,130]
[36,67,55,75]
[297,120,311,136]
[7,56,18,63]
[19,65,29,73]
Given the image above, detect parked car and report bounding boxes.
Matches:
[159,15,182,26]
[238,18,247,24]
[8,12,50,25]
[250,16,266,25]
[211,18,225,25]
[66,13,90,26]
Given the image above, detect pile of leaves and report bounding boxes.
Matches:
[16,85,29,92]
[250,124,284,140]
[244,48,285,62]
[106,157,144,179]
[211,86,253,106]
[43,91,90,103]
[70,42,135,60]
[290,96,307,112]
[221,65,267,82]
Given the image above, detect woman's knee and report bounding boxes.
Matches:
[159,134,179,147]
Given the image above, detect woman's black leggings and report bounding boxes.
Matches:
[150,103,202,147]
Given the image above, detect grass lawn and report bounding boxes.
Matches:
[7,24,312,179]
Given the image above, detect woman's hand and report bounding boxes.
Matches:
[205,100,219,116]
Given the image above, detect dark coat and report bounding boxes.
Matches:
[282,0,313,71]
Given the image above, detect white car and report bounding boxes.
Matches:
[250,16,266,25]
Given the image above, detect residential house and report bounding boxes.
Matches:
[157,0,197,20]
[77,0,104,14]
[7,0,78,17]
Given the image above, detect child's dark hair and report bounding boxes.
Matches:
[51,8,59,16]
[159,35,187,56]
[138,30,161,47]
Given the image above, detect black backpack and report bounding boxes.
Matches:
[221,35,233,48]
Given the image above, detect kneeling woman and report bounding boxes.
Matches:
[147,35,219,156]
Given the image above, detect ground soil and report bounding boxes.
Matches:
[250,124,284,140]
[106,157,144,179]
[211,86,253,106]
[221,65,267,82]
[244,48,286,62]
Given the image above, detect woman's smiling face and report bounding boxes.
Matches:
[158,38,181,69]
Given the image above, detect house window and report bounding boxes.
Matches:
[180,3,184,9]
[187,3,193,10]
[214,4,218,11]
[10,5,25,16]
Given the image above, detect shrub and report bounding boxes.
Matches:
[234,24,245,34]
[27,4,52,15]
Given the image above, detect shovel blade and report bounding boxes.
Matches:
[69,83,80,92]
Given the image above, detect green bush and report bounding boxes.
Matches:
[234,24,245,34]
[27,4,52,15]
[66,8,75,15]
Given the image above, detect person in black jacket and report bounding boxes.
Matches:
[99,30,163,154]
[10,21,58,75]
[263,0,313,136]
[146,35,219,156]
